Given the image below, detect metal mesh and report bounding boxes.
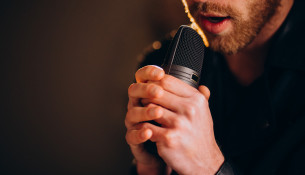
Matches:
[171,26,205,73]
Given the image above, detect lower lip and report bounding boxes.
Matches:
[199,17,231,35]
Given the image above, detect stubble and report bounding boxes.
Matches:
[186,0,281,55]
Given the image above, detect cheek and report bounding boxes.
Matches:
[240,0,272,21]
[232,0,251,21]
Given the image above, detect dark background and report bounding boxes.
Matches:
[1,0,188,174]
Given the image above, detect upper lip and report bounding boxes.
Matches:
[199,12,229,18]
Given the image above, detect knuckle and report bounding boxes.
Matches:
[184,103,197,116]
[146,84,159,97]
[163,131,177,148]
[127,107,135,117]
[191,93,209,109]
[146,106,156,118]
[146,83,155,92]
[153,106,163,118]
[157,148,166,157]
[125,130,133,144]
[125,111,134,127]
[194,93,206,106]
[159,76,170,87]
[172,118,183,128]
[147,103,156,108]
[127,100,132,109]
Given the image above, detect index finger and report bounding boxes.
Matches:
[135,65,165,83]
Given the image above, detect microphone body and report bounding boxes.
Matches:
[162,25,205,88]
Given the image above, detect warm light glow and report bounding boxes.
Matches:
[181,0,209,47]
[152,41,162,50]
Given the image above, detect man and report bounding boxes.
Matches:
[125,0,305,174]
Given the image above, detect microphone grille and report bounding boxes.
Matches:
[172,26,205,74]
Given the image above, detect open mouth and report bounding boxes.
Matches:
[206,16,230,23]
[199,15,232,34]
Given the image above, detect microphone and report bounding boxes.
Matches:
[144,25,205,156]
[162,25,205,88]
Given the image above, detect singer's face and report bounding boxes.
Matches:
[183,0,280,54]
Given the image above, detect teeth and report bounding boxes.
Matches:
[208,17,227,23]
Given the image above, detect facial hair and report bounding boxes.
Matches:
[186,0,281,55]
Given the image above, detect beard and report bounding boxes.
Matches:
[186,0,281,55]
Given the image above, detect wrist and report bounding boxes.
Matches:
[198,155,225,175]
[212,155,225,174]
[210,145,225,174]
[199,144,225,175]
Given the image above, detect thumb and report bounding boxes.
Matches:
[198,85,210,100]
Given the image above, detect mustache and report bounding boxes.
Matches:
[189,2,240,18]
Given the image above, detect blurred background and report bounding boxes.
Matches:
[1,0,188,174]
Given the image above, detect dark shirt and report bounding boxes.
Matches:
[136,0,305,174]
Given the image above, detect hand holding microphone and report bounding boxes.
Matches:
[125,26,224,174]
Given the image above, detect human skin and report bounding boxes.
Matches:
[186,0,294,85]
[125,66,224,174]
[125,0,293,174]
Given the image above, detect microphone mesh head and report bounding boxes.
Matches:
[171,26,205,73]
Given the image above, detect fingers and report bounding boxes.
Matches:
[128,83,164,109]
[141,89,184,112]
[129,67,199,110]
[128,80,208,114]
[126,123,166,145]
[126,127,153,145]
[135,65,197,98]
[198,85,210,100]
[126,105,163,127]
[129,83,163,99]
[135,65,165,83]
[126,103,177,128]
[152,74,198,98]
[127,83,141,109]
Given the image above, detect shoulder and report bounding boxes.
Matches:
[268,0,305,71]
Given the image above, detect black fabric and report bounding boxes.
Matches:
[133,0,305,174]
[216,161,235,175]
